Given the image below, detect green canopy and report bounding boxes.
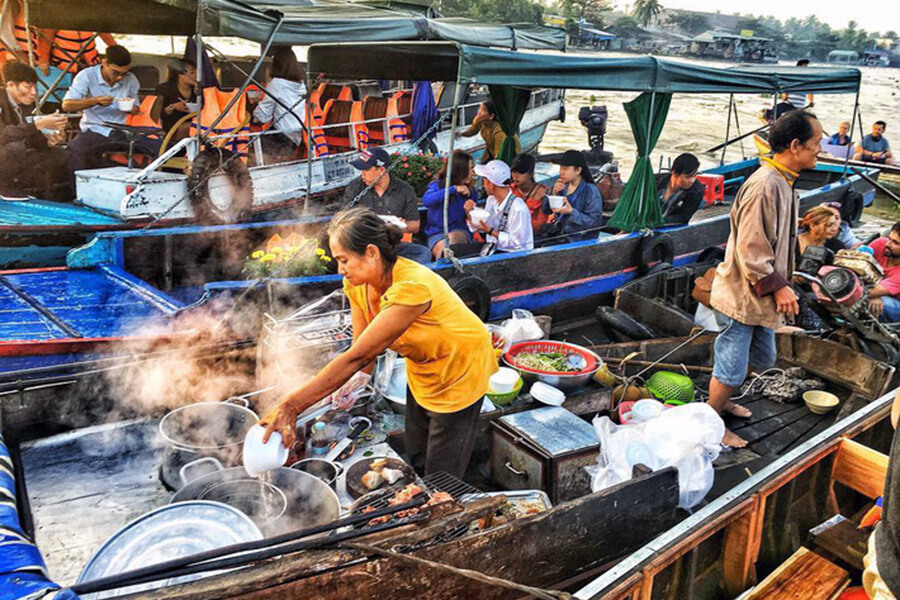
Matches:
[25,0,566,50]
[608,93,672,231]
[307,42,861,95]
[488,85,528,163]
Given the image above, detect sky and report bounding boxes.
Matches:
[613,0,899,35]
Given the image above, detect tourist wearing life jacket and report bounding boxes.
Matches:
[0,0,38,65]
[62,45,156,173]
[0,61,70,199]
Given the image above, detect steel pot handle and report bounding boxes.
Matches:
[332,461,345,476]
[504,461,527,477]
[179,456,224,487]
[223,396,250,408]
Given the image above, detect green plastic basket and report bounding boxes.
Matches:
[646,371,695,406]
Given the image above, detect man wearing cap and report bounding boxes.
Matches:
[464,159,533,253]
[341,147,432,264]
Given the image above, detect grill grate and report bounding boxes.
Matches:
[352,471,481,515]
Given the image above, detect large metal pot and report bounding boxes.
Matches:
[171,467,341,535]
[159,400,259,490]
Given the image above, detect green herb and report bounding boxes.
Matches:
[515,352,578,373]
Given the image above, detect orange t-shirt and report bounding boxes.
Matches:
[343,257,496,413]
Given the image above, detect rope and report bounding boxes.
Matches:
[343,542,572,600]
[627,328,710,383]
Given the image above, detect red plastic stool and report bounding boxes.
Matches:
[697,174,725,206]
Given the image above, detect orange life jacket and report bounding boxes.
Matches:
[50,30,101,72]
[387,92,410,144]
[304,102,329,158]
[350,101,369,151]
[190,88,251,158]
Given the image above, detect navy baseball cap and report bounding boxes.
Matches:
[350,148,390,170]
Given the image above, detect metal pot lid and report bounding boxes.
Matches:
[171,467,341,534]
[159,402,259,451]
[77,500,263,599]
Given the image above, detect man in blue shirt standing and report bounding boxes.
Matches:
[62,45,153,174]
[855,120,893,164]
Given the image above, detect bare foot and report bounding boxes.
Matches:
[723,400,752,419]
[722,429,748,448]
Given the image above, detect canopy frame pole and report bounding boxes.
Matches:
[35,33,99,114]
[732,96,746,158]
[23,0,33,67]
[720,94,734,167]
[304,68,313,215]
[441,77,465,266]
[207,14,285,134]
[841,88,861,179]
[194,29,204,153]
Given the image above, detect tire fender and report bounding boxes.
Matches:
[188,147,253,224]
[449,275,491,322]
[638,233,674,275]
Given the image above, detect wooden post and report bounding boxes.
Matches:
[722,496,765,596]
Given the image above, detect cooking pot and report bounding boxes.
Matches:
[290,458,344,489]
[159,399,259,490]
[171,467,340,535]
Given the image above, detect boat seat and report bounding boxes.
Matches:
[321,99,354,152]
[215,58,271,89]
[352,82,383,101]
[393,90,413,126]
[316,83,352,106]
[745,547,848,599]
[130,65,160,95]
[361,96,389,144]
[809,515,867,572]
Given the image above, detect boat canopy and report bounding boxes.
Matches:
[307,41,861,94]
[24,0,566,50]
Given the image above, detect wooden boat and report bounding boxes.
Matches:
[2,316,894,600]
[0,0,567,268]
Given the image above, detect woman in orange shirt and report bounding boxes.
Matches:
[262,207,496,477]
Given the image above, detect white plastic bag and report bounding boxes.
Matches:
[588,403,725,509]
[501,309,545,345]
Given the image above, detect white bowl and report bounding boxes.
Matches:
[116,98,135,112]
[489,367,520,394]
[378,214,407,230]
[469,208,490,226]
[803,390,839,414]
[548,195,566,210]
[530,381,566,406]
[631,399,664,422]
[243,425,289,477]
[183,101,200,113]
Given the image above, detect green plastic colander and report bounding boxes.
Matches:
[646,371,695,406]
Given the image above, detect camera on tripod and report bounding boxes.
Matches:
[578,105,608,153]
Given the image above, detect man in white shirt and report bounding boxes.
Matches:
[465,159,533,253]
[62,45,154,173]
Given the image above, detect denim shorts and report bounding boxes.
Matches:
[712,316,777,387]
[427,230,471,249]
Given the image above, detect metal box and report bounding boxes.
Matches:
[490,406,600,503]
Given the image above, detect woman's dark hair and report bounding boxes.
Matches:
[269,46,304,83]
[510,153,536,175]
[105,45,132,67]
[671,153,700,176]
[1,61,37,85]
[769,111,818,154]
[326,207,403,264]
[482,100,497,119]
[165,58,194,84]
[436,150,473,187]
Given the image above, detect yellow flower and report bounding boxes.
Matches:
[271,246,284,254]
[251,250,265,259]
[322,255,332,262]
[315,248,326,256]
[260,253,276,263]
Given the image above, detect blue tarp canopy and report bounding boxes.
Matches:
[307,42,861,94]
[25,0,566,50]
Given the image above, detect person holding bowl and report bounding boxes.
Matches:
[542,150,604,242]
[261,207,497,478]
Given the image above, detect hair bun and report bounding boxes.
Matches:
[384,223,403,247]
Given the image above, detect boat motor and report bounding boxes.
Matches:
[578,105,608,153]
[811,266,867,311]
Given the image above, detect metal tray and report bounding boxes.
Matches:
[459,489,553,512]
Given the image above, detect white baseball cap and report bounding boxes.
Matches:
[474,160,511,187]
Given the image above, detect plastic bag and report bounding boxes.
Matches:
[587,403,725,509]
[501,309,545,345]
